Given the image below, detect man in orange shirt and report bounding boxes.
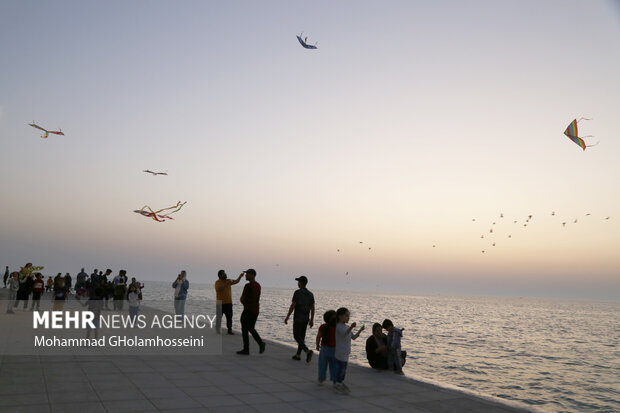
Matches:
[214,270,244,334]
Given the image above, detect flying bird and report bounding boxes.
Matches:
[29,122,64,139]
[143,170,168,176]
[296,32,318,49]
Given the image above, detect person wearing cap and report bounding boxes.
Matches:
[284,275,315,362]
[214,270,244,334]
[237,269,266,355]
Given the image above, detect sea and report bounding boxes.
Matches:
[143,280,619,413]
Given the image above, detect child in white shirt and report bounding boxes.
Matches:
[334,307,364,394]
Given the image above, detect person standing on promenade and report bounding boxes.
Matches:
[75,269,89,292]
[128,284,140,324]
[214,270,243,335]
[172,270,189,319]
[15,272,34,310]
[77,268,89,290]
[30,273,44,311]
[63,272,72,291]
[3,266,8,288]
[16,263,39,310]
[284,275,315,362]
[45,276,53,292]
[113,270,128,310]
[237,269,266,355]
[130,277,144,300]
[99,269,112,308]
[52,278,68,311]
[77,287,104,339]
[334,307,365,394]
[5,272,19,313]
[316,310,337,385]
[54,273,62,288]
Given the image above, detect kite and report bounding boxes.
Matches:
[29,122,64,139]
[134,201,187,222]
[296,32,318,49]
[19,263,44,281]
[563,118,598,150]
[143,170,168,176]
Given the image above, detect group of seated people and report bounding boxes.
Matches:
[365,320,406,374]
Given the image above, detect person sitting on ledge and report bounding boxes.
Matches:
[366,323,389,370]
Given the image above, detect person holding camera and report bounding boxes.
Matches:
[172,270,189,319]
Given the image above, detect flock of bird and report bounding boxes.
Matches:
[471,211,612,254]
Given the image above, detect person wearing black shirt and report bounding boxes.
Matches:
[284,275,315,362]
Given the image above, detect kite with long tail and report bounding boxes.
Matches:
[134,201,187,222]
[296,32,318,49]
[563,118,598,150]
[29,122,64,139]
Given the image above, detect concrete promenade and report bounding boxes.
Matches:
[0,289,535,413]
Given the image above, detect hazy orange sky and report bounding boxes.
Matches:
[1,1,618,300]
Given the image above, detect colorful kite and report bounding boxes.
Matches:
[143,170,168,176]
[134,201,187,222]
[19,263,44,280]
[29,122,64,139]
[296,32,318,49]
[563,118,598,150]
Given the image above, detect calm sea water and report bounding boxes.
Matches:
[143,281,619,413]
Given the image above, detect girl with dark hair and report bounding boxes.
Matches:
[333,307,365,394]
[316,310,337,385]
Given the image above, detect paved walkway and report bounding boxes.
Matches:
[0,289,535,413]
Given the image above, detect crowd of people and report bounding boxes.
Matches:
[4,263,405,396]
[211,269,407,396]
[3,263,144,315]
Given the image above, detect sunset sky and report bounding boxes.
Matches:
[1,1,618,300]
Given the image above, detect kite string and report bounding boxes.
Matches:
[576,117,595,139]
